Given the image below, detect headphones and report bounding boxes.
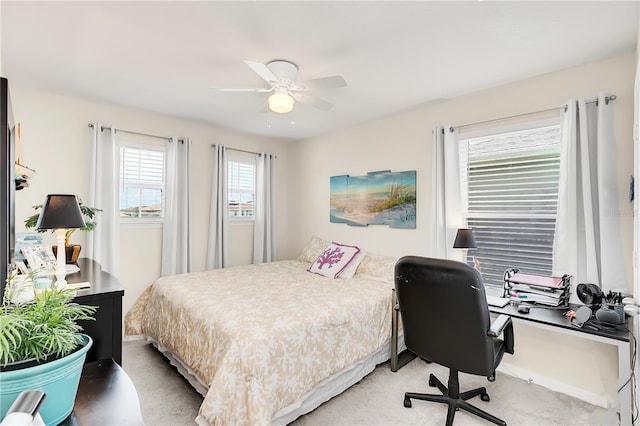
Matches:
[576,283,604,306]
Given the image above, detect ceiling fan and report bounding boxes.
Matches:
[211,59,347,114]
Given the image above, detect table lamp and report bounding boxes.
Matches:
[453,228,479,269]
[36,194,85,288]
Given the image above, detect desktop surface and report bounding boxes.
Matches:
[489,302,629,343]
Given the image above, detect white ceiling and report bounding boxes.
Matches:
[1,1,638,141]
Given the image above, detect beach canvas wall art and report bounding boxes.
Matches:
[330,170,416,229]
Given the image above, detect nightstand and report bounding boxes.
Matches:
[60,359,144,425]
[67,258,124,365]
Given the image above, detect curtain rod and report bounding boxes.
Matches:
[451,95,617,132]
[88,123,176,142]
[210,143,264,157]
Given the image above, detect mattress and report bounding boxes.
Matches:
[126,259,399,426]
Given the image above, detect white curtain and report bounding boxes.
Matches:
[87,122,120,277]
[430,125,463,260]
[161,138,191,276]
[206,144,228,269]
[552,93,626,296]
[254,153,276,264]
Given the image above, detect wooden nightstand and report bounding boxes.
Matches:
[67,258,124,365]
[60,359,144,425]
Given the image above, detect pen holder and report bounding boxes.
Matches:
[596,303,625,325]
[610,304,625,324]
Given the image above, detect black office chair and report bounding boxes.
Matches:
[395,256,514,426]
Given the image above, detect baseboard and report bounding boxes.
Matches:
[496,362,610,408]
[123,334,147,342]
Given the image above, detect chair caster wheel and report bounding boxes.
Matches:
[481,393,490,402]
[404,398,412,408]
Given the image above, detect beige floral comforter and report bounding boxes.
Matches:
[125,260,394,426]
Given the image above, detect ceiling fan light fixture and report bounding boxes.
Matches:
[268,92,294,114]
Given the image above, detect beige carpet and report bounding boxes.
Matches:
[123,339,609,425]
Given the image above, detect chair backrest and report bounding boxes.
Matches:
[395,255,495,376]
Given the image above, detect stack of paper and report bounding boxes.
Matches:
[504,272,570,307]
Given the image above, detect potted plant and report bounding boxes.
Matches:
[0,271,96,424]
[24,199,101,264]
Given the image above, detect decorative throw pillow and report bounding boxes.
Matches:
[338,250,366,279]
[298,236,331,263]
[356,253,398,283]
[308,242,361,279]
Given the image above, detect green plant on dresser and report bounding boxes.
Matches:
[0,272,97,424]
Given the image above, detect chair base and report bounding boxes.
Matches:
[403,372,506,426]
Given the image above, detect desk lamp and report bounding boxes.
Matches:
[453,228,479,269]
[36,194,85,288]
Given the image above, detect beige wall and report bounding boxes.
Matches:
[286,53,636,406]
[9,83,291,315]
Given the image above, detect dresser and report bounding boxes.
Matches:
[67,258,124,365]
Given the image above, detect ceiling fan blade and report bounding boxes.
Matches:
[294,75,347,91]
[244,59,278,85]
[291,92,334,111]
[210,87,272,93]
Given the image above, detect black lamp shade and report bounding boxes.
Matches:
[453,228,477,249]
[36,194,86,230]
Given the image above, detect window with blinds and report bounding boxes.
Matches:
[458,124,561,287]
[119,145,165,219]
[228,160,255,218]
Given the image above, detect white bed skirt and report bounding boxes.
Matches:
[146,333,406,425]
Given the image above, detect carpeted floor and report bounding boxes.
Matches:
[123,339,609,425]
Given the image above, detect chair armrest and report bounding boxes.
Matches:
[488,314,511,337]
[488,314,514,355]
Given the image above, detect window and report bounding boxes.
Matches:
[228,160,255,219]
[458,123,561,287]
[119,144,165,220]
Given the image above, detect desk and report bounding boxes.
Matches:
[390,300,632,425]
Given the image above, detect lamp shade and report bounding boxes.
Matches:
[36,194,86,230]
[453,228,477,249]
[268,92,294,114]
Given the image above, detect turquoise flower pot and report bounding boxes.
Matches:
[0,334,92,425]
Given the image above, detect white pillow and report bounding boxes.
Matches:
[338,250,366,279]
[298,236,330,263]
[355,253,398,283]
[308,242,361,279]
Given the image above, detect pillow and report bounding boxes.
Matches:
[338,250,366,279]
[308,242,361,279]
[356,253,398,283]
[298,236,330,263]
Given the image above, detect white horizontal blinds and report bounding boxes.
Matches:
[228,160,255,217]
[459,125,561,286]
[119,146,165,218]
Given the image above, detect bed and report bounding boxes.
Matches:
[125,237,403,426]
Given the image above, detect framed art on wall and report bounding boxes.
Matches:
[330,169,416,229]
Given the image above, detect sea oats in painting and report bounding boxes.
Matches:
[330,170,416,228]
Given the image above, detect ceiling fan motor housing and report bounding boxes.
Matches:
[267,60,298,87]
